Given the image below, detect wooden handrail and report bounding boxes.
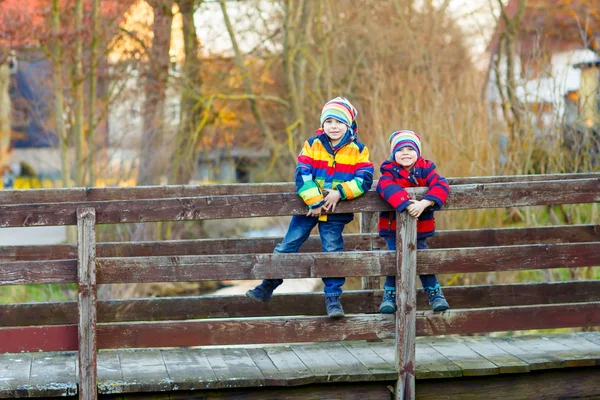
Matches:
[0,178,598,227]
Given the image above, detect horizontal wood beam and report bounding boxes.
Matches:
[418,302,600,336]
[0,179,598,227]
[1,224,597,262]
[1,302,598,352]
[2,241,598,285]
[2,281,599,326]
[1,173,596,205]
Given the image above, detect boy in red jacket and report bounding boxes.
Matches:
[376,130,450,312]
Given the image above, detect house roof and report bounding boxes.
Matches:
[487,0,600,55]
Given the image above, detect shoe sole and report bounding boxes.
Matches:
[245,291,271,302]
[379,306,396,314]
[328,311,345,318]
[432,305,449,312]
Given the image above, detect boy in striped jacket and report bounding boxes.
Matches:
[246,97,374,318]
[377,130,450,312]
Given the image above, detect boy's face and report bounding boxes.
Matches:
[394,146,418,169]
[323,118,348,146]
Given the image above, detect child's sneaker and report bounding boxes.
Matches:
[424,285,449,312]
[379,288,397,314]
[246,279,279,302]
[325,296,345,318]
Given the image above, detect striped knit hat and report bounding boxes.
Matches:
[320,97,358,134]
[389,130,421,159]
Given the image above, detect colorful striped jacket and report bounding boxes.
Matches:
[377,158,449,239]
[296,131,374,222]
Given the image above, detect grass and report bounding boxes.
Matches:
[0,284,76,304]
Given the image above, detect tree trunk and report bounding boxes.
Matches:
[171,0,203,186]
[135,0,174,242]
[73,0,86,186]
[138,0,174,187]
[87,0,100,186]
[52,0,70,188]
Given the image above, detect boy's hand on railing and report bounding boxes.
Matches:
[306,206,323,217]
[407,199,433,218]
[322,190,341,212]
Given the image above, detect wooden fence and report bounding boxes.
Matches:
[0,173,599,399]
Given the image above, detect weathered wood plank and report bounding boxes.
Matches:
[97,351,124,395]
[0,179,598,227]
[368,341,430,380]
[1,173,596,205]
[417,302,600,335]
[0,353,32,398]
[545,333,600,366]
[98,381,396,399]
[515,335,596,368]
[204,349,265,389]
[418,242,600,274]
[489,337,565,370]
[341,342,398,381]
[425,338,498,377]
[29,352,77,397]
[455,336,530,374]
[95,251,396,284]
[160,349,219,391]
[579,332,600,348]
[117,349,172,393]
[262,346,316,386]
[416,281,600,310]
[0,259,76,286]
[77,208,98,400]
[395,213,417,400]
[2,224,596,262]
[318,342,376,381]
[290,345,350,383]
[4,281,599,327]
[416,366,600,400]
[96,242,600,284]
[429,224,600,248]
[96,315,395,349]
[413,342,463,379]
[0,325,78,353]
[245,349,287,387]
[0,291,381,326]
[0,182,297,204]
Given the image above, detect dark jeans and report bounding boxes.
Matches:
[383,237,439,290]
[270,215,346,297]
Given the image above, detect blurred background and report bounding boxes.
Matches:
[0,0,598,303]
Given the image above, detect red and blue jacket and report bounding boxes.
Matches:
[377,158,449,239]
[296,130,374,222]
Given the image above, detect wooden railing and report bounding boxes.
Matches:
[0,173,599,400]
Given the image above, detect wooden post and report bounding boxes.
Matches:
[395,212,417,400]
[77,208,97,400]
[360,212,379,289]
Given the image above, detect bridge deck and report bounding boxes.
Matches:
[1,332,599,398]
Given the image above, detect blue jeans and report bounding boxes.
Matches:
[384,237,438,290]
[270,215,346,297]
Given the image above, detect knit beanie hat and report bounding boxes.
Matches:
[320,97,358,134]
[389,130,421,159]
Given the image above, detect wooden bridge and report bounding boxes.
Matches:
[0,173,599,399]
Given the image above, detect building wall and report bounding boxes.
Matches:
[486,49,598,120]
